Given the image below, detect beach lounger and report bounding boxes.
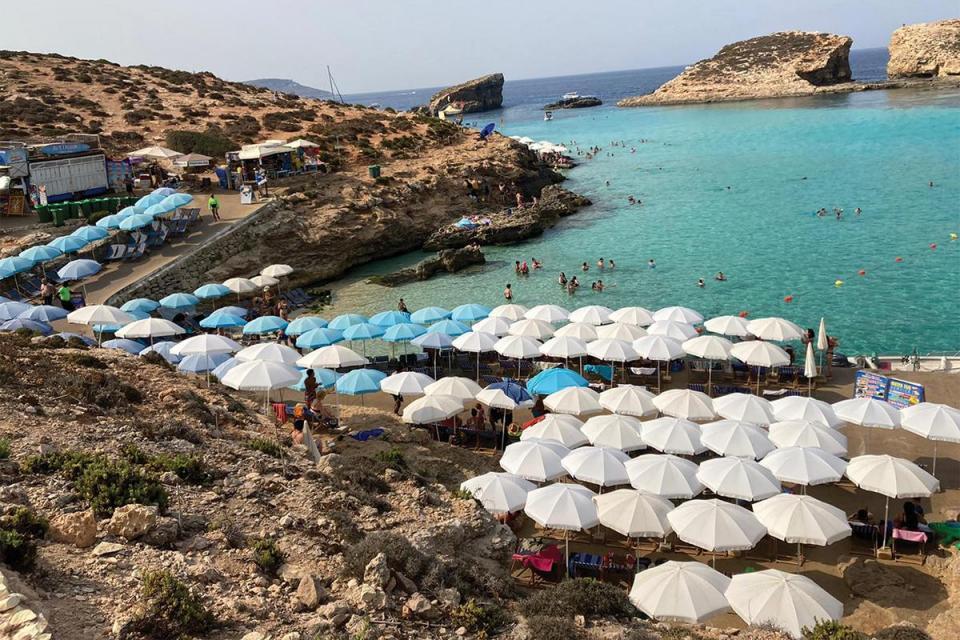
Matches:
[511,543,562,585]
[181,208,200,224]
[849,522,879,557]
[687,383,707,394]
[102,244,127,261]
[568,552,604,579]
[892,528,928,564]
[126,241,148,261]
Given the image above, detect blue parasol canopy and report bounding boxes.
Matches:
[0,301,32,320]
[369,310,411,327]
[193,283,231,299]
[295,327,344,349]
[160,292,200,310]
[290,368,339,391]
[212,357,240,380]
[342,322,385,341]
[526,367,589,396]
[428,319,470,336]
[139,341,182,364]
[57,259,101,281]
[135,193,165,210]
[121,298,160,313]
[120,213,154,230]
[18,305,68,322]
[286,316,329,336]
[102,338,145,355]
[0,256,35,278]
[479,123,496,139]
[411,332,454,349]
[1,318,53,335]
[200,311,246,329]
[383,322,427,342]
[19,245,62,263]
[242,315,289,335]
[177,352,232,373]
[410,306,451,324]
[336,368,387,396]
[485,379,533,405]
[328,314,368,331]
[47,235,88,254]
[71,226,110,243]
[451,303,490,323]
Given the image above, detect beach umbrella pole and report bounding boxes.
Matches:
[881,496,890,551]
[476,352,480,383]
[501,414,506,450]
[708,366,713,397]
[933,442,938,477]
[565,531,570,577]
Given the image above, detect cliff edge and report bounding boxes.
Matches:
[888,19,960,78]
[425,73,504,115]
[618,31,852,106]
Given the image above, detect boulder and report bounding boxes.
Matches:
[296,575,325,610]
[888,19,960,78]
[357,584,387,611]
[367,246,485,287]
[543,96,603,110]
[141,516,178,547]
[363,553,390,589]
[106,504,157,540]
[48,510,97,548]
[426,74,504,115]
[402,592,438,619]
[619,31,853,106]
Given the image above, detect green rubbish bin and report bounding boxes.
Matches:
[367,164,381,179]
[66,202,80,219]
[35,205,52,224]
[52,208,66,227]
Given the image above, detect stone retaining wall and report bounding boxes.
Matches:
[106,201,282,306]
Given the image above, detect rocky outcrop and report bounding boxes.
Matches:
[619,31,852,106]
[47,510,96,548]
[368,246,486,287]
[888,19,960,78]
[544,96,603,109]
[425,73,504,115]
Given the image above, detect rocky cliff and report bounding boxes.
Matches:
[888,19,960,78]
[618,31,853,106]
[425,73,504,115]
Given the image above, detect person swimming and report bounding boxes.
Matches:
[697,279,705,288]
[514,261,521,274]
[532,258,543,269]
[504,284,513,300]
[855,207,862,216]
[715,271,727,281]
[581,262,589,272]
[597,257,605,269]
[609,259,616,270]
[558,272,567,285]
[595,280,605,292]
[648,259,656,269]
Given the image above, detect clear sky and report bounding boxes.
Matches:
[1,1,956,93]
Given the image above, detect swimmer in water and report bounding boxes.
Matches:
[504,284,513,300]
[648,259,656,269]
[595,280,605,292]
[609,259,616,270]
[715,271,727,281]
[558,272,567,286]
[581,262,589,272]
[855,207,862,216]
[697,279,705,288]
[597,257,605,269]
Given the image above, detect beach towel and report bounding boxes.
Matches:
[303,424,321,463]
[350,428,385,442]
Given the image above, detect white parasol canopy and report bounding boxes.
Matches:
[641,417,706,455]
[599,384,658,417]
[236,342,301,365]
[753,494,851,546]
[596,322,647,342]
[769,420,848,457]
[539,335,589,359]
[127,145,182,160]
[250,274,279,288]
[581,414,646,452]
[452,331,498,352]
[725,570,843,640]
[746,317,804,342]
[701,419,775,459]
[260,264,294,278]
[647,320,698,341]
[901,403,960,475]
[402,394,463,424]
[682,334,733,360]
[561,446,630,486]
[500,440,569,481]
[221,360,300,391]
[609,306,655,327]
[494,335,542,360]
[625,454,703,499]
[525,304,570,324]
[696,457,781,501]
[760,446,848,486]
[587,338,639,362]
[668,499,766,552]
[630,561,730,624]
[222,277,259,294]
[633,335,685,361]
[380,371,435,396]
[66,304,134,326]
[771,396,841,428]
[704,315,751,337]
[521,415,589,448]
[730,340,791,367]
[653,306,703,324]
[115,317,184,339]
[817,318,829,351]
[834,397,901,429]
[555,322,599,341]
[524,483,598,531]
[460,472,535,514]
[714,393,775,425]
[595,490,674,538]
[473,316,512,336]
[654,389,716,421]
[508,318,555,340]
[489,303,529,321]
[544,386,602,416]
[297,345,368,369]
[569,305,614,326]
[424,376,482,401]
[170,334,240,356]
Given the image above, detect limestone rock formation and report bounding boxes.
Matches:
[888,19,960,78]
[619,31,853,106]
[426,73,504,115]
[544,96,603,110]
[368,246,486,287]
[47,510,96,548]
[106,504,157,540]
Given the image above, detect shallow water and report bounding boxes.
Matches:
[328,60,960,356]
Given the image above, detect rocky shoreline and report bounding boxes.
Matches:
[367,246,486,287]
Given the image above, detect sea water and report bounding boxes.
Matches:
[328,50,960,356]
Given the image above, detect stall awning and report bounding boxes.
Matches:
[237,145,293,160]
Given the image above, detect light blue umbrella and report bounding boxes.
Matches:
[117,206,139,220]
[290,368,339,391]
[296,327,344,349]
[96,214,124,230]
[451,303,491,323]
[383,322,427,342]
[153,187,177,197]
[369,310,411,327]
[93,323,122,334]
[526,367,589,396]
[71,226,109,242]
[193,283,231,300]
[136,193,165,210]
[1,318,52,335]
[19,245,62,263]
[144,202,175,217]
[212,356,240,380]
[102,338,145,355]
[200,311,246,329]
[336,368,387,396]
[160,292,200,310]
[428,319,470,337]
[161,193,193,209]
[139,341,181,364]
[411,306,451,324]
[218,306,249,318]
[286,316,328,336]
[48,235,88,254]
[126,310,150,320]
[0,301,31,321]
[328,314,368,331]
[52,332,96,346]
[342,322,385,341]
[242,315,289,335]
[178,352,231,374]
[57,259,101,281]
[0,256,35,279]
[121,298,160,313]
[19,305,68,322]
[120,213,154,230]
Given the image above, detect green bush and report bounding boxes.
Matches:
[373,447,406,471]
[524,578,635,619]
[251,538,286,576]
[804,621,869,640]
[872,627,932,640]
[132,569,215,639]
[451,599,511,639]
[526,615,584,640]
[0,437,9,459]
[4,507,48,539]
[67,353,107,369]
[122,445,210,485]
[245,437,283,458]
[165,128,235,158]
[0,529,37,571]
[342,531,428,582]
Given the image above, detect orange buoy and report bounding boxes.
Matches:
[783,295,794,303]
[858,269,866,276]
[895,257,904,263]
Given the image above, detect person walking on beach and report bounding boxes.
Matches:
[40,279,54,306]
[398,298,409,313]
[208,194,221,221]
[57,283,74,311]
[504,284,513,301]
[304,369,318,407]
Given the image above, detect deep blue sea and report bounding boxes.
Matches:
[328,49,960,356]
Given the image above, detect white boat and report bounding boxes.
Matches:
[562,92,580,100]
[544,110,553,121]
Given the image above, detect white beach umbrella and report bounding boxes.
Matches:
[647,320,698,341]
[489,303,528,321]
[625,454,703,499]
[525,304,569,324]
[473,316,512,336]
[260,264,293,278]
[704,315,751,337]
[524,483,599,574]
[236,342,301,365]
[544,386,602,416]
[834,397,901,429]
[901,403,960,475]
[668,499,766,554]
[402,394,463,424]
[500,440,569,481]
[424,376,482,402]
[599,384,657,417]
[222,277,258,295]
[769,420,848,457]
[641,417,706,455]
[494,335,542,360]
[682,334,733,360]
[170,334,241,356]
[562,446,630,487]
[115,318,184,340]
[596,322,647,342]
[569,305,614,326]
[653,306,703,324]
[630,561,730,624]
[725,570,843,640]
[846,454,940,549]
[540,335,589,359]
[760,447,848,486]
[521,415,589,448]
[701,419,775,459]
[803,341,818,396]
[697,457,781,501]
[746,317,804,342]
[508,318,555,340]
[380,371,435,396]
[753,494,852,547]
[250,274,279,288]
[771,396,841,428]
[66,304,134,326]
[221,359,300,391]
[595,490,673,538]
[460,472,536,514]
[587,338,639,363]
[654,389,715,421]
[581,414,646,452]
[730,341,791,394]
[476,387,519,410]
[555,322,598,341]
[714,393,775,426]
[609,306,654,327]
[297,344,368,369]
[633,335,685,391]
[452,331,498,380]
[816,318,829,351]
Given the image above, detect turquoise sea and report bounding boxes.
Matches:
[329,54,960,356]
